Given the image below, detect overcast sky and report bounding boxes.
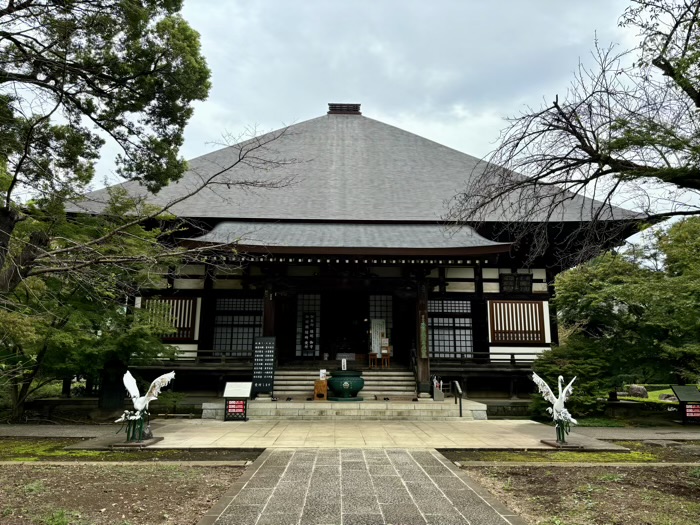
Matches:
[91,0,636,182]
[178,1,632,155]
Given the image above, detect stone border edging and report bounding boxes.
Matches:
[456,461,700,467]
[195,448,274,525]
[0,460,251,466]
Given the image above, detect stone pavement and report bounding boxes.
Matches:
[199,448,528,525]
[143,419,625,450]
[1,420,627,450]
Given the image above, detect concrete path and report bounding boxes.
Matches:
[199,448,528,525]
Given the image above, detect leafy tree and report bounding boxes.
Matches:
[0,192,178,420]
[531,336,609,418]
[0,2,295,419]
[449,0,700,264]
[0,0,211,273]
[546,217,700,413]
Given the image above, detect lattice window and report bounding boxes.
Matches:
[142,297,197,341]
[216,298,264,310]
[212,296,263,357]
[369,295,393,339]
[428,298,472,359]
[489,300,546,344]
[427,299,471,314]
[296,294,321,357]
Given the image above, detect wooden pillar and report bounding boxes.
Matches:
[263,289,276,337]
[546,269,559,346]
[472,263,490,363]
[416,280,431,395]
[197,264,216,351]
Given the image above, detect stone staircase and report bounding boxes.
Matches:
[200,367,488,420]
[243,398,484,420]
[273,367,416,400]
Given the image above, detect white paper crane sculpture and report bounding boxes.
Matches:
[532,372,577,443]
[116,370,175,442]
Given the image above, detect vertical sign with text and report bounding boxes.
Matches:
[252,336,276,396]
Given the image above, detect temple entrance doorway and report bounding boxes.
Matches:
[322,291,369,359]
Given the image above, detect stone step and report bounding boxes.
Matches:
[273,383,416,390]
[276,369,413,376]
[274,383,415,390]
[271,368,416,400]
[275,372,414,378]
[202,400,484,420]
[274,377,414,384]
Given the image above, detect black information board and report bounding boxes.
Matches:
[672,385,700,402]
[252,336,276,396]
[671,385,700,424]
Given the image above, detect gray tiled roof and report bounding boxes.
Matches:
[185,221,509,254]
[70,111,636,222]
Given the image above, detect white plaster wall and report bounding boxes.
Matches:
[532,269,547,280]
[173,344,198,360]
[482,268,499,279]
[446,267,474,279]
[194,298,201,340]
[213,279,243,289]
[483,282,500,293]
[446,282,476,292]
[490,346,548,362]
[173,278,205,289]
[542,301,551,343]
[176,264,206,275]
[216,267,244,276]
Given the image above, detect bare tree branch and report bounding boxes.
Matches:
[448,1,700,266]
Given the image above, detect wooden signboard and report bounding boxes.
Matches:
[223,382,252,422]
[252,336,276,396]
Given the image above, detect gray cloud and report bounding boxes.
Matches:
[96,0,633,182]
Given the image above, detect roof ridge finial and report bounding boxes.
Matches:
[328,103,361,115]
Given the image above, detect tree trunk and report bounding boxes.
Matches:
[62,377,72,398]
[10,399,26,423]
[0,206,21,273]
[85,375,95,396]
[99,358,127,410]
[9,376,24,422]
[0,229,50,292]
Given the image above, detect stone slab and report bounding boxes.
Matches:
[203,448,529,525]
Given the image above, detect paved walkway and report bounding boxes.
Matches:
[142,419,623,450]
[200,448,527,525]
[1,420,628,450]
